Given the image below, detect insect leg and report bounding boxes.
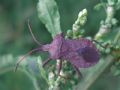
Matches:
[92,39,105,48]
[57,60,69,84]
[42,58,51,67]
[73,65,83,79]
[57,60,62,76]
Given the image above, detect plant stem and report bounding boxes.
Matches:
[114,29,120,44]
[21,69,41,90]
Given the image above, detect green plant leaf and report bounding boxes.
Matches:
[0,55,42,90]
[37,56,49,83]
[37,0,62,37]
[107,0,117,5]
[94,3,106,11]
[116,0,120,9]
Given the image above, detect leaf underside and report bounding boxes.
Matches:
[37,0,62,38]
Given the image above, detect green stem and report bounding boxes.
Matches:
[113,29,120,44]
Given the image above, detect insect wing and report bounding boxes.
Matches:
[65,51,98,68]
[64,38,100,68]
[77,47,100,63]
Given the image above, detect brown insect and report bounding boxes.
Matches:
[15,20,100,78]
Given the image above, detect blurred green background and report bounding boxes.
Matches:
[0,0,120,90]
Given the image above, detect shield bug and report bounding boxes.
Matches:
[15,21,100,77]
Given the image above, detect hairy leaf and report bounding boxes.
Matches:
[37,0,62,37]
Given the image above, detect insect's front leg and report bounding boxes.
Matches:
[57,59,69,78]
[57,59,70,84]
[42,58,51,67]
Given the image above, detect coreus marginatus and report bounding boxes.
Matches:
[15,21,100,77]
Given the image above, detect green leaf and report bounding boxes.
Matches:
[116,0,120,10]
[94,3,106,11]
[37,56,49,83]
[37,0,62,37]
[107,0,117,5]
[0,55,41,90]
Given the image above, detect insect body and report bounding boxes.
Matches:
[41,33,100,68]
[39,33,100,77]
[15,22,100,77]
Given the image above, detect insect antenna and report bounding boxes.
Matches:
[27,19,42,46]
[14,48,41,72]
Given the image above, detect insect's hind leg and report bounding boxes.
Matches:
[73,65,83,79]
[92,39,105,48]
[42,58,51,67]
